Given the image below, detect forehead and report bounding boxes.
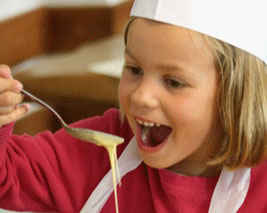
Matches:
[126,18,215,69]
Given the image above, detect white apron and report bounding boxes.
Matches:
[81,137,251,213]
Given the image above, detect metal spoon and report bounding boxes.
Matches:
[21,89,124,146]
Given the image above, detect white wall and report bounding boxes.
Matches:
[43,0,127,7]
[0,0,40,21]
[0,0,128,21]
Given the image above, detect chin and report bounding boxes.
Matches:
[140,153,174,169]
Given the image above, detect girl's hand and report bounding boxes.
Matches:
[0,65,30,128]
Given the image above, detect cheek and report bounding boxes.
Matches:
[118,78,137,133]
[166,97,198,123]
[167,94,218,129]
[118,77,130,109]
[118,83,126,107]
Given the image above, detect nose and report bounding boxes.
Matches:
[130,78,159,109]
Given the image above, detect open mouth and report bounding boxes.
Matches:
[136,118,172,149]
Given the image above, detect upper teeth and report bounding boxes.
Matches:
[136,119,161,127]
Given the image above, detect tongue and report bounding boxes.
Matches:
[141,125,171,146]
[151,125,171,144]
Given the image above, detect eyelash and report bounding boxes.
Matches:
[125,65,143,76]
[164,77,185,89]
[124,65,186,89]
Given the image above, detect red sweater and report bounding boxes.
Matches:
[0,108,266,212]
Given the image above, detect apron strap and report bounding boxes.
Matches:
[81,137,142,213]
[209,167,251,213]
[81,136,251,213]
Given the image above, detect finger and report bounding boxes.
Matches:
[0,65,12,78]
[0,78,13,93]
[0,79,23,94]
[0,92,24,107]
[0,103,30,128]
[12,80,23,92]
[0,106,16,115]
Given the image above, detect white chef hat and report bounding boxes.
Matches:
[130,0,267,65]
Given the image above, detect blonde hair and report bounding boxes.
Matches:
[124,18,267,169]
[204,36,267,169]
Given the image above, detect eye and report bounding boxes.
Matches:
[164,77,185,89]
[125,65,143,76]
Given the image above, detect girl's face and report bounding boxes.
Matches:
[119,18,225,176]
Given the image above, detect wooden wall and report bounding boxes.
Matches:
[0,1,132,66]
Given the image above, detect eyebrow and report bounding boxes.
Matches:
[124,47,187,73]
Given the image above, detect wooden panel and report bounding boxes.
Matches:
[15,72,119,103]
[0,1,133,66]
[13,107,59,135]
[0,8,49,65]
[47,7,113,52]
[15,72,120,124]
[111,1,134,34]
[47,1,133,51]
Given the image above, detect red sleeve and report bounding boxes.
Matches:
[0,108,127,212]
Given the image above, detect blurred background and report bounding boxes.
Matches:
[0,0,133,135]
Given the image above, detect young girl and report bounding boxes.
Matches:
[0,0,266,212]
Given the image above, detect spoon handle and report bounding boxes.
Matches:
[21,89,124,146]
[21,89,67,126]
